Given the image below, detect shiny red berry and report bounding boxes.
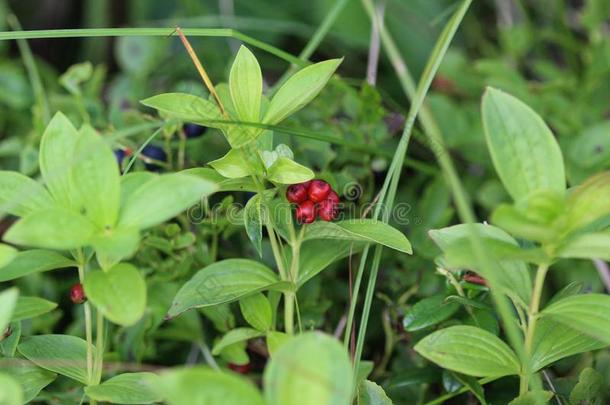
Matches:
[326,190,340,205]
[296,200,316,224]
[463,273,487,287]
[286,183,308,204]
[228,362,251,374]
[308,180,331,203]
[70,283,86,304]
[318,199,338,221]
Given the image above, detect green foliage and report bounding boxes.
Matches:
[85,373,162,404]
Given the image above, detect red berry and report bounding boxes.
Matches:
[286,183,308,204]
[326,190,340,205]
[228,362,251,374]
[463,273,487,287]
[70,283,86,304]
[318,199,338,221]
[296,200,316,224]
[308,180,331,203]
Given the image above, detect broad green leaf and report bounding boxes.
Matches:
[120,172,156,203]
[266,331,291,356]
[12,297,57,322]
[168,259,280,318]
[212,328,264,355]
[481,87,565,201]
[18,334,93,384]
[414,326,520,377]
[547,281,583,307]
[141,93,224,127]
[0,373,23,405]
[304,219,412,254]
[0,288,18,334]
[442,236,548,266]
[0,322,21,357]
[244,194,263,256]
[39,112,81,208]
[0,171,54,217]
[1,359,56,403]
[266,157,314,184]
[569,367,604,405]
[85,372,161,404]
[230,46,262,122]
[357,380,393,405]
[429,223,532,307]
[564,171,610,234]
[491,204,557,243]
[508,391,554,405]
[83,263,146,326]
[298,240,359,286]
[402,295,459,332]
[541,294,610,344]
[92,226,140,270]
[71,125,120,228]
[218,340,249,366]
[263,58,342,125]
[530,318,605,372]
[0,250,75,282]
[209,148,252,179]
[264,332,352,405]
[181,168,257,192]
[453,373,487,405]
[156,367,264,405]
[4,209,95,250]
[240,293,272,331]
[557,232,610,260]
[0,244,16,268]
[119,174,218,229]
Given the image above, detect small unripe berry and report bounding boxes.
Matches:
[308,180,331,203]
[70,283,86,304]
[318,199,338,222]
[296,200,316,224]
[286,183,308,204]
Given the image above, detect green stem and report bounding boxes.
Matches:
[77,262,94,386]
[520,263,549,394]
[94,310,104,384]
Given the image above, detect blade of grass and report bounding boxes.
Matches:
[360,0,536,391]
[0,28,305,66]
[345,0,473,395]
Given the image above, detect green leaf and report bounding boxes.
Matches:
[212,327,264,355]
[0,171,54,217]
[266,157,314,184]
[569,367,604,405]
[530,318,605,372]
[18,334,93,384]
[92,226,140,270]
[264,332,353,405]
[209,148,252,179]
[357,380,393,405]
[429,223,532,307]
[4,209,95,250]
[490,204,556,243]
[156,367,264,405]
[85,372,162,404]
[303,219,412,254]
[39,112,81,208]
[403,295,459,332]
[120,172,156,203]
[565,171,610,234]
[0,373,23,405]
[244,193,263,256]
[263,58,342,125]
[540,294,610,344]
[0,288,18,334]
[0,244,16,269]
[0,322,21,357]
[0,250,75,282]
[71,125,120,228]
[266,331,291,356]
[240,292,272,331]
[1,359,56,403]
[168,259,280,318]
[453,373,487,405]
[508,391,554,405]
[557,232,610,260]
[12,297,57,322]
[298,240,359,286]
[181,168,257,192]
[481,87,565,201]
[230,46,262,122]
[83,263,147,326]
[414,326,520,378]
[140,93,224,127]
[119,174,218,229]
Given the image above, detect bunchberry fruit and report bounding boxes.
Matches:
[296,200,316,224]
[183,123,207,138]
[308,180,331,203]
[70,283,86,304]
[228,362,251,374]
[463,272,487,286]
[286,183,308,204]
[318,199,338,222]
[326,190,340,205]
[114,149,126,165]
[141,145,167,171]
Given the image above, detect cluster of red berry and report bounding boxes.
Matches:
[286,180,340,223]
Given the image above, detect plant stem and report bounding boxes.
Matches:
[94,310,104,384]
[77,262,95,387]
[520,263,549,394]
